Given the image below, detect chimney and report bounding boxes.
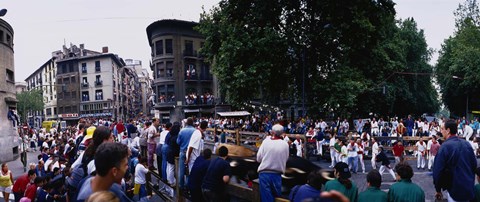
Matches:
[102,46,109,53]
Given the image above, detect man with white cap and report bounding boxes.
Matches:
[256,124,289,202]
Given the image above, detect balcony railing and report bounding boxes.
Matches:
[82,82,89,88]
[185,93,215,105]
[183,50,198,58]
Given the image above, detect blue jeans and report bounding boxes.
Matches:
[259,172,282,202]
[179,151,187,189]
[161,144,169,181]
[348,156,359,172]
[407,126,413,136]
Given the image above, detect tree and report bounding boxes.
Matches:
[17,89,44,124]
[199,0,439,118]
[436,0,480,117]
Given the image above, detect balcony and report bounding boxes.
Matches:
[185,93,215,106]
[95,80,103,87]
[82,82,89,88]
[95,67,101,72]
[183,50,198,58]
[81,69,87,74]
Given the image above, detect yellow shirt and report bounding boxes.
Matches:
[0,170,12,187]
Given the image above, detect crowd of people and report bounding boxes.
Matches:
[7,114,480,202]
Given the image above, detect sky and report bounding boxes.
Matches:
[0,0,465,82]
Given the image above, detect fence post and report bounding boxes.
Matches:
[236,129,241,146]
[252,179,261,202]
[146,171,152,196]
[175,157,184,202]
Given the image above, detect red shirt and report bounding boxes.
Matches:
[24,183,37,200]
[430,142,441,156]
[393,144,404,157]
[12,174,29,193]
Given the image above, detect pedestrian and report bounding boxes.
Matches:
[293,134,303,157]
[146,118,160,170]
[256,124,289,202]
[134,156,149,202]
[392,141,404,165]
[415,138,426,170]
[346,138,359,173]
[158,122,171,180]
[165,123,181,186]
[76,142,131,202]
[329,134,337,168]
[324,162,358,202]
[427,135,440,171]
[289,170,324,202]
[358,170,387,202]
[433,119,477,201]
[376,146,396,181]
[356,139,365,173]
[186,121,207,173]
[188,149,212,202]
[387,162,424,202]
[0,163,14,202]
[201,146,231,201]
[12,170,36,202]
[24,176,44,201]
[177,118,196,190]
[371,137,379,170]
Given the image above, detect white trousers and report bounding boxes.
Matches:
[371,128,379,136]
[358,155,365,172]
[379,165,396,180]
[316,140,324,155]
[166,162,176,185]
[428,155,435,170]
[417,153,426,168]
[371,153,377,169]
[330,148,337,167]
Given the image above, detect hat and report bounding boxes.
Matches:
[84,126,96,139]
[334,162,351,178]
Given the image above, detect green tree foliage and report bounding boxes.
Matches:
[17,89,44,123]
[437,0,480,117]
[198,0,439,117]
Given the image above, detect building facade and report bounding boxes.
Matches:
[56,44,127,123]
[0,18,19,162]
[15,82,26,93]
[146,19,216,122]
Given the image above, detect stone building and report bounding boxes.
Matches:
[0,18,19,162]
[146,19,217,122]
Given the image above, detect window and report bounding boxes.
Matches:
[46,108,52,116]
[156,63,164,78]
[0,30,3,42]
[64,91,71,99]
[184,40,193,56]
[165,39,173,54]
[6,69,14,82]
[185,64,196,79]
[59,107,63,114]
[53,107,57,115]
[71,76,76,83]
[166,62,173,78]
[6,34,11,46]
[95,90,103,100]
[95,61,101,72]
[69,63,74,72]
[81,63,87,73]
[72,91,77,99]
[95,75,102,86]
[61,64,67,74]
[155,40,163,56]
[82,77,88,87]
[82,91,89,101]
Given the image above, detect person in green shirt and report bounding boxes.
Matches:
[388,162,425,202]
[474,167,480,202]
[359,170,387,202]
[324,162,358,202]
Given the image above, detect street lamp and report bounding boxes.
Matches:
[0,9,7,17]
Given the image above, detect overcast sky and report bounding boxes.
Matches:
[1,0,464,82]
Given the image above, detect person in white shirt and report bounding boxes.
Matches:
[256,124,289,202]
[134,156,149,202]
[346,138,359,173]
[371,138,379,170]
[320,119,328,132]
[293,135,303,157]
[340,140,348,163]
[329,134,337,168]
[422,120,429,136]
[186,121,207,172]
[356,139,366,173]
[371,118,379,136]
[469,137,479,156]
[158,123,171,181]
[147,118,160,170]
[464,124,474,141]
[415,139,426,169]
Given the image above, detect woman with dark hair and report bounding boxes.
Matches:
[324,162,358,202]
[165,122,181,186]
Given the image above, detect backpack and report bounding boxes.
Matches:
[67,153,94,193]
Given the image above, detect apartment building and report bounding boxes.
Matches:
[146,19,217,122]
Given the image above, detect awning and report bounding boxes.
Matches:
[4,97,18,103]
[184,109,200,113]
[217,111,251,117]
